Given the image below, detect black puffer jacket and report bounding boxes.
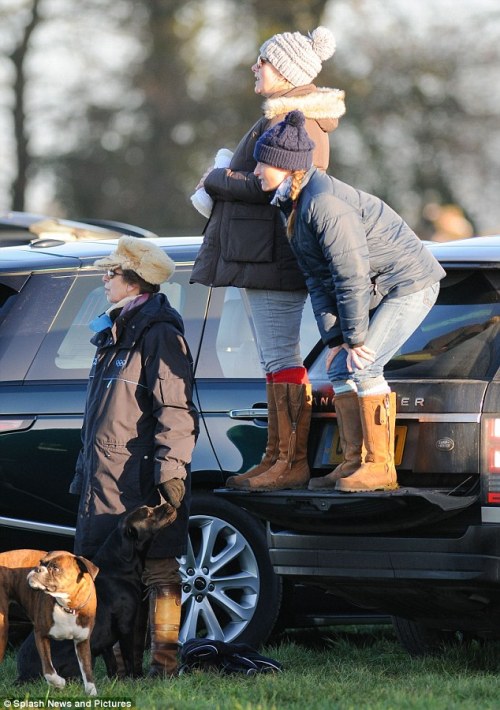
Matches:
[190,85,345,291]
[70,293,199,559]
[288,168,446,347]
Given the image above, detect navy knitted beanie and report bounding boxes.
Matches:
[254,110,315,171]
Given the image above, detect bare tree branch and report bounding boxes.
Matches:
[9,0,41,210]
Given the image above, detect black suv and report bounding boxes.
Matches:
[2,216,499,654]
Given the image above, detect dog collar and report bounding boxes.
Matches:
[55,589,93,615]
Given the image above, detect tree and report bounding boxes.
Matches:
[0,0,146,214]
[1,0,41,210]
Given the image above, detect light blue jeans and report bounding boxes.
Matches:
[245,288,308,374]
[328,282,440,392]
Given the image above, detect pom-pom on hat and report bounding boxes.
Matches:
[259,26,336,87]
[94,236,175,285]
[254,110,315,171]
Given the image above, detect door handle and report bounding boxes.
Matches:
[228,408,268,420]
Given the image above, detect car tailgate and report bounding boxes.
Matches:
[215,488,479,534]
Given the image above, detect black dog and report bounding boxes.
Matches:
[16,502,177,681]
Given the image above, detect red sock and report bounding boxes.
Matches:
[273,366,309,385]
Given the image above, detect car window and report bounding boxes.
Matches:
[0,275,29,323]
[25,268,207,381]
[0,272,73,382]
[215,288,262,377]
[308,269,500,381]
[0,263,320,383]
[195,287,318,378]
[54,280,185,370]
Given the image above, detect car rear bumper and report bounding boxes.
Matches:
[267,523,500,632]
[267,523,500,582]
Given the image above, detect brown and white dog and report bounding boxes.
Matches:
[0,549,99,695]
[17,502,179,682]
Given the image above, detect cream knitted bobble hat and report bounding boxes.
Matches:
[94,236,175,285]
[259,26,336,87]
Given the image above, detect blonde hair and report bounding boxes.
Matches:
[286,170,306,239]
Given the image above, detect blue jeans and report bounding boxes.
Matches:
[245,288,307,374]
[328,282,440,389]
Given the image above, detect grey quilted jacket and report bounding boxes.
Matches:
[288,168,446,347]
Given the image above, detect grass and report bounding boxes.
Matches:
[1,626,500,709]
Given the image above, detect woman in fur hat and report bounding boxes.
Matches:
[252,110,445,493]
[70,236,199,677]
[190,26,345,492]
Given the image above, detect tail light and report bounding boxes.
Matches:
[483,418,500,504]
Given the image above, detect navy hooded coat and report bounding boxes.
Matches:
[70,293,199,559]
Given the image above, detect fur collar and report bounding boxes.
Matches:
[263,88,346,121]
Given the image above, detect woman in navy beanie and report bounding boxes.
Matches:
[252,110,445,493]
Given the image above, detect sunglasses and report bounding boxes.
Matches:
[105,269,124,279]
[256,56,268,68]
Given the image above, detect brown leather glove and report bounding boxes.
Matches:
[158,478,185,509]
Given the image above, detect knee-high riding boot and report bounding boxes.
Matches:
[226,383,278,488]
[241,383,312,491]
[309,391,363,490]
[148,583,182,677]
[336,391,399,492]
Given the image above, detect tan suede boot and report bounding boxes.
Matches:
[242,383,312,491]
[309,391,363,490]
[336,392,398,492]
[148,583,181,677]
[226,383,279,488]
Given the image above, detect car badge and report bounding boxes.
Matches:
[436,437,454,452]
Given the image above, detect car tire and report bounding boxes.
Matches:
[179,490,282,648]
[392,616,458,656]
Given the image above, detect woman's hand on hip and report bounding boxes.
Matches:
[346,344,376,372]
[326,343,376,372]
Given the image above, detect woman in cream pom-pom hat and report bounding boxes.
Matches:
[191,26,345,492]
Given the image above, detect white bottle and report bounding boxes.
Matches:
[191,148,234,218]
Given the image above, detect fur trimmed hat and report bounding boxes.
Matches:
[254,110,315,171]
[259,26,336,87]
[94,236,175,285]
